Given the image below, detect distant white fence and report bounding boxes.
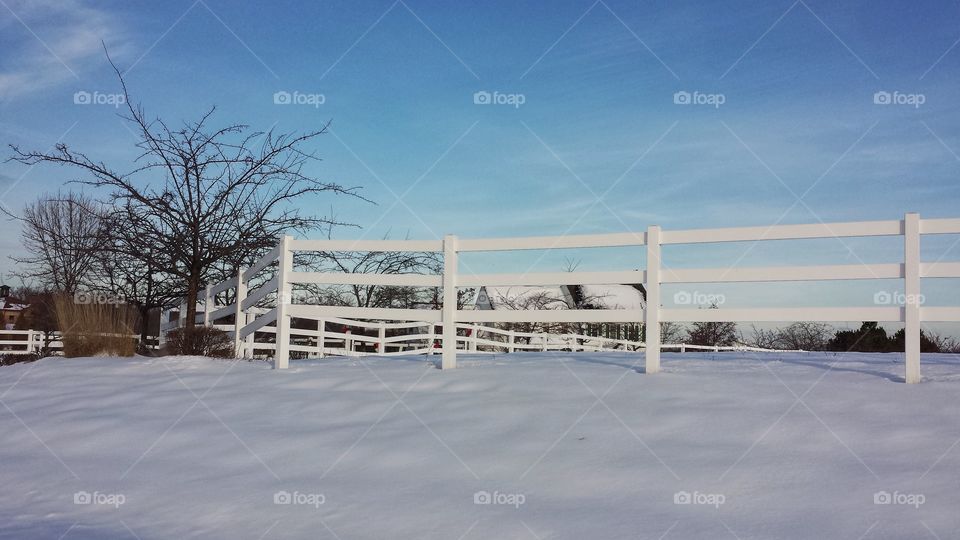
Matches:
[0,330,159,356]
[174,213,959,383]
[0,330,62,355]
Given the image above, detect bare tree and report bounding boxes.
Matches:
[776,322,832,351]
[487,287,568,339]
[92,217,181,345]
[300,239,442,309]
[741,324,781,349]
[7,191,109,293]
[660,321,684,344]
[9,51,363,327]
[686,305,737,346]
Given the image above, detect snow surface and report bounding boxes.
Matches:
[1,351,959,539]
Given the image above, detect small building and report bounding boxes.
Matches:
[0,285,29,330]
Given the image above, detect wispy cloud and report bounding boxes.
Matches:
[0,0,128,100]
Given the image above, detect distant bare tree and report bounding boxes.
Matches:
[300,234,442,309]
[9,50,363,328]
[686,305,737,346]
[7,191,109,293]
[739,322,833,350]
[558,257,637,340]
[741,324,781,349]
[92,219,181,344]
[489,287,568,338]
[776,322,833,351]
[660,322,684,344]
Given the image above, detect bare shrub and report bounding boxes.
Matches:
[777,322,833,351]
[742,325,781,349]
[926,331,960,353]
[165,326,235,358]
[1,353,41,366]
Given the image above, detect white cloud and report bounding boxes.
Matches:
[0,0,129,100]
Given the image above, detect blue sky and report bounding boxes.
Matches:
[1,0,959,329]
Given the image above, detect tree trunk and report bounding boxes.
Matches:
[186,273,200,329]
[138,304,151,352]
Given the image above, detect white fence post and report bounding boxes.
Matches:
[244,312,254,359]
[274,235,293,370]
[203,284,212,326]
[317,318,325,358]
[508,330,515,353]
[441,234,458,369]
[378,323,386,355]
[645,225,662,374]
[904,212,921,383]
[233,269,247,358]
[469,324,478,352]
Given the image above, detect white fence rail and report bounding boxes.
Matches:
[1,331,160,356]
[181,213,959,383]
[0,330,63,355]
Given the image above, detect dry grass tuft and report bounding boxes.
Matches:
[53,294,139,357]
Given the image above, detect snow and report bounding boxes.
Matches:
[1,351,959,539]
[579,284,645,310]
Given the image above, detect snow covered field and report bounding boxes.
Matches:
[1,351,958,539]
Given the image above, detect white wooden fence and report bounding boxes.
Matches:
[0,330,160,356]
[180,213,959,383]
[0,330,62,355]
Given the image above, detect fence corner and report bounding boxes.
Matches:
[441,234,458,369]
[904,212,921,383]
[644,225,662,374]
